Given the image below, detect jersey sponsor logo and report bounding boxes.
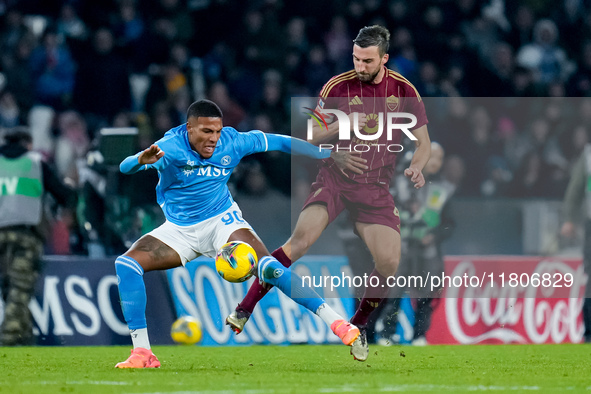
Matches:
[196,166,231,177]
[221,155,232,165]
[183,160,196,176]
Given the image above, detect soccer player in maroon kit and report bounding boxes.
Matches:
[227,25,431,361]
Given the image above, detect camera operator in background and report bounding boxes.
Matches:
[376,142,455,345]
[0,127,77,346]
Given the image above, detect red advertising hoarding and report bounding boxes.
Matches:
[427,256,587,344]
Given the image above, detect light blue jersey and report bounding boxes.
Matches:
[120,124,330,226]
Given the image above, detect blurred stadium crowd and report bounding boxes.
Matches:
[0,0,590,254]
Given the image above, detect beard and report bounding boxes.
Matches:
[356,68,380,83]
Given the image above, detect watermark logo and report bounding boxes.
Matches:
[303,107,417,153]
[305,108,417,141]
[303,107,329,135]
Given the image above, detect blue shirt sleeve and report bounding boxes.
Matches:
[266,134,331,159]
[120,140,171,174]
[233,130,268,157]
[235,130,331,159]
[120,153,144,174]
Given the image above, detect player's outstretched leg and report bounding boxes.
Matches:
[226,247,292,334]
[228,205,328,334]
[114,255,160,368]
[349,223,401,362]
[257,256,360,347]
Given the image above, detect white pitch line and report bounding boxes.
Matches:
[123,384,586,394]
[68,381,133,385]
[8,382,581,393]
[130,391,275,394]
[319,384,546,392]
[11,380,133,386]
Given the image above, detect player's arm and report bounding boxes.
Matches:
[404,125,431,189]
[308,118,340,145]
[308,112,368,145]
[120,144,165,174]
[265,133,367,174]
[266,133,330,159]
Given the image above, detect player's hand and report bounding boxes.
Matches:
[138,144,165,165]
[561,222,576,238]
[404,166,425,189]
[331,152,368,175]
[349,112,367,130]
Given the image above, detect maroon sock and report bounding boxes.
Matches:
[350,268,390,327]
[237,247,292,314]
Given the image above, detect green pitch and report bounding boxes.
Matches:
[1,344,590,393]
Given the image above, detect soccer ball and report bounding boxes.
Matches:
[170,316,202,345]
[215,241,258,283]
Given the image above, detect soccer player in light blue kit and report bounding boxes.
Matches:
[115,100,366,368]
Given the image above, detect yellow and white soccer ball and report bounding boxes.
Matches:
[215,241,258,283]
[170,316,202,345]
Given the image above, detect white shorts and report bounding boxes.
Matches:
[147,202,255,264]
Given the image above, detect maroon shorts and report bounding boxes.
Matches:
[302,166,401,233]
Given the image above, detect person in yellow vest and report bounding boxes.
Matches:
[0,127,77,345]
[560,145,591,343]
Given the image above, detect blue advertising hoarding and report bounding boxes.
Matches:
[0,256,177,346]
[1,255,386,346]
[166,256,356,345]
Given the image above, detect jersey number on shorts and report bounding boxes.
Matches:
[221,211,245,225]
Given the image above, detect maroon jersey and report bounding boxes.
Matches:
[317,67,428,184]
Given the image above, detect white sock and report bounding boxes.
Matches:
[130,328,150,349]
[316,303,344,326]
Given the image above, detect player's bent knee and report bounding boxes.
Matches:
[376,258,399,277]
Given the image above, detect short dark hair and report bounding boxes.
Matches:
[353,25,390,57]
[187,99,223,120]
[4,127,32,146]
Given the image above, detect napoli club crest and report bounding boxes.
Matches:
[221,155,232,165]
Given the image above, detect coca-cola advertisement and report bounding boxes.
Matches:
[427,256,587,344]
